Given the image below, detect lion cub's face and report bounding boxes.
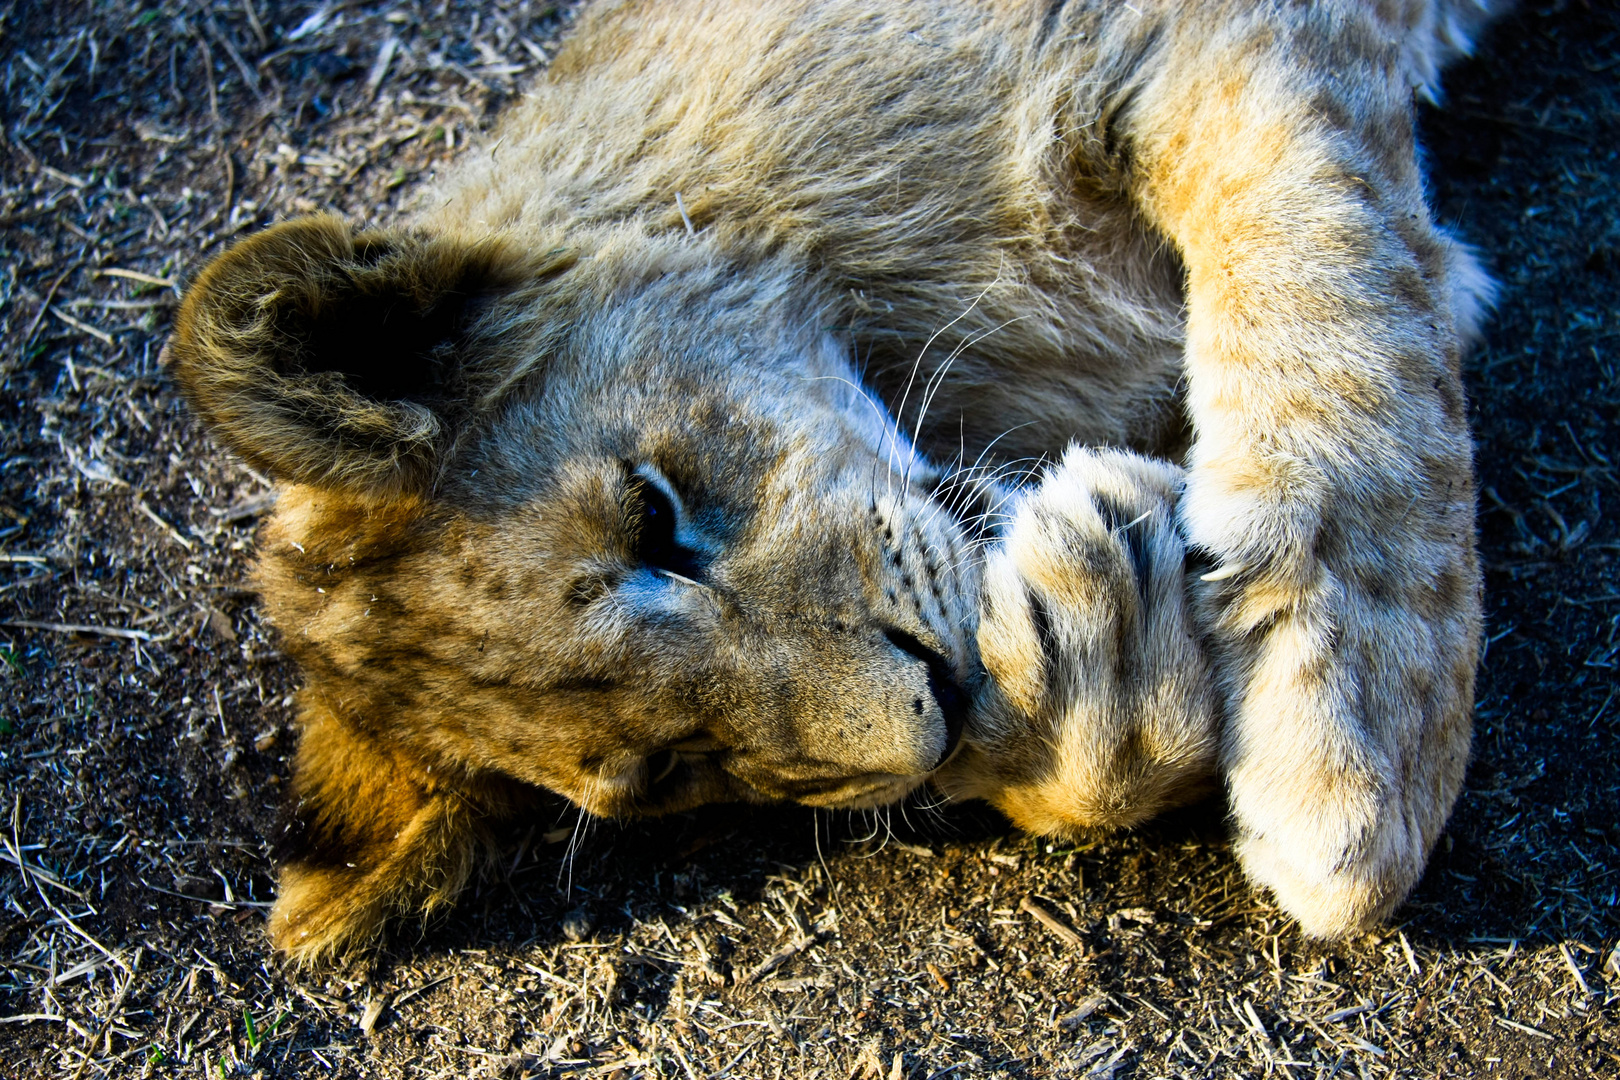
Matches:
[168,217,979,818]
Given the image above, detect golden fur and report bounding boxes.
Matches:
[167,0,1503,960]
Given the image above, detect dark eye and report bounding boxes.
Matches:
[629,473,704,579]
[635,480,679,562]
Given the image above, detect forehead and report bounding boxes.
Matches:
[454,328,906,498]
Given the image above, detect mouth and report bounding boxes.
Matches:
[627,665,970,812]
[791,773,930,810]
[593,744,943,819]
[644,748,929,811]
[936,680,967,765]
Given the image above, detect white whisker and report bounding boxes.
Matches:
[895,268,1005,490]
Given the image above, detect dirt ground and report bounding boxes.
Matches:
[1,1,1616,1077]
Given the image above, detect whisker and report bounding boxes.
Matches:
[811,811,843,917]
[557,801,594,897]
[896,270,1006,491]
[911,314,1033,459]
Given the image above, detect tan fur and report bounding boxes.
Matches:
[167,0,1503,960]
[938,448,1220,834]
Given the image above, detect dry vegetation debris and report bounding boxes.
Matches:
[1,1,1617,1077]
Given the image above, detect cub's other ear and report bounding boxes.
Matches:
[166,214,530,498]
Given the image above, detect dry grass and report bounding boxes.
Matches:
[1,1,1616,1077]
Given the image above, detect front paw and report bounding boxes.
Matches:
[1179,463,1479,938]
[938,447,1218,833]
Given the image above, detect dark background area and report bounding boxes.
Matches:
[1,1,1615,1076]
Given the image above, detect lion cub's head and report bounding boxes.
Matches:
[168,215,980,828]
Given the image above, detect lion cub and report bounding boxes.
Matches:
[168,0,1500,960]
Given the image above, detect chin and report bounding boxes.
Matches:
[796,775,928,811]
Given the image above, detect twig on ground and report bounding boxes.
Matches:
[1020,896,1083,949]
[1,620,155,642]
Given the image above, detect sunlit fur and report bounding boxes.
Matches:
[938,448,1221,833]
[168,0,1503,960]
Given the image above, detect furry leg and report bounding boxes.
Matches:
[270,698,507,963]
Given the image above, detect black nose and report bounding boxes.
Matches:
[934,681,966,767]
[883,628,968,769]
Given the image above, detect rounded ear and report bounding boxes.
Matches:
[166,215,531,498]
